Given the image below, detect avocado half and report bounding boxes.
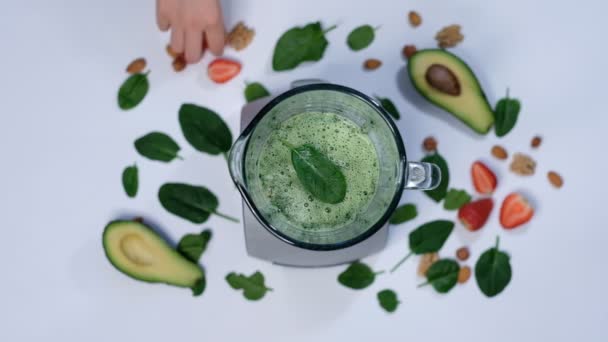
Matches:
[408,49,494,134]
[102,220,204,289]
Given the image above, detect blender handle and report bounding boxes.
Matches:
[404,162,442,190]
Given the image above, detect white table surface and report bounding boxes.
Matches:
[2,0,607,340]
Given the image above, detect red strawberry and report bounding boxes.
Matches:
[208,58,241,83]
[458,198,494,231]
[471,161,497,194]
[500,193,534,229]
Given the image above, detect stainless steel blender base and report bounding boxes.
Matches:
[239,92,389,267]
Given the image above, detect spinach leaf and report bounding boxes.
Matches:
[134,132,182,162]
[419,259,460,293]
[390,220,454,273]
[272,22,336,71]
[226,271,272,300]
[191,275,206,296]
[244,82,270,102]
[377,289,400,313]
[494,89,521,137]
[338,261,383,290]
[177,229,212,263]
[289,143,346,204]
[389,203,417,224]
[121,164,138,198]
[475,236,512,297]
[158,183,239,223]
[347,25,377,51]
[443,188,471,210]
[421,152,449,202]
[374,95,400,120]
[179,103,232,155]
[118,72,149,110]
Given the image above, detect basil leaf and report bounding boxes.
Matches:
[421,259,460,293]
[226,271,272,301]
[390,220,454,273]
[475,237,512,297]
[494,90,521,137]
[158,183,238,224]
[191,276,206,296]
[179,103,232,155]
[272,22,336,71]
[244,82,270,102]
[347,25,376,51]
[290,144,346,204]
[443,188,471,210]
[421,152,449,202]
[121,164,138,198]
[377,289,400,313]
[375,95,400,120]
[134,132,182,162]
[118,72,149,110]
[338,261,381,290]
[389,203,417,224]
[177,229,212,263]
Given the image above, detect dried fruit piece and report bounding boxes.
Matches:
[471,161,498,194]
[500,193,534,229]
[208,58,241,83]
[435,24,464,48]
[531,136,542,148]
[126,58,147,74]
[456,247,470,261]
[402,44,417,59]
[227,21,255,51]
[510,153,536,176]
[422,136,437,152]
[364,58,382,70]
[458,198,493,231]
[172,56,186,72]
[458,266,471,284]
[408,11,422,27]
[166,44,180,58]
[491,145,508,160]
[417,252,439,276]
[547,171,563,188]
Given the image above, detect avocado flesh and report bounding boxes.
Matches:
[408,49,494,134]
[103,220,203,288]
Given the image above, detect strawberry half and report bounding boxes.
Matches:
[208,58,241,84]
[458,198,494,231]
[471,161,497,194]
[500,193,534,229]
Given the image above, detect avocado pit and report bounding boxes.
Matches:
[425,64,461,96]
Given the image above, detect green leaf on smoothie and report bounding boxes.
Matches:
[443,188,471,210]
[421,152,449,202]
[179,103,232,155]
[347,25,377,51]
[226,271,272,301]
[134,132,182,162]
[244,82,270,102]
[389,203,417,224]
[177,229,212,263]
[118,72,149,110]
[121,164,138,198]
[338,261,383,290]
[272,22,337,71]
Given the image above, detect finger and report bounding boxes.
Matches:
[205,24,225,56]
[184,30,204,63]
[156,1,170,31]
[170,27,185,54]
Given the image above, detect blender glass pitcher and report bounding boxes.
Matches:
[229,84,440,251]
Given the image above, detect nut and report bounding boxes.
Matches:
[491,145,508,160]
[425,64,461,96]
[531,136,542,148]
[402,45,417,59]
[458,266,471,284]
[423,136,438,152]
[456,247,470,261]
[408,11,422,27]
[126,58,146,74]
[510,153,536,176]
[172,56,186,72]
[166,44,180,58]
[227,21,255,51]
[417,252,439,276]
[435,24,464,48]
[364,58,382,70]
[548,171,564,188]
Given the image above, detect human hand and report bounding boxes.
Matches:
[156,0,225,63]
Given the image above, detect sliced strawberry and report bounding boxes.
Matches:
[471,161,497,194]
[500,193,534,229]
[208,58,241,84]
[458,198,494,231]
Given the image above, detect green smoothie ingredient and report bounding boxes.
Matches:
[390,220,454,273]
[418,259,460,293]
[338,261,384,290]
[179,103,232,156]
[118,71,149,110]
[389,204,417,224]
[494,89,521,137]
[158,183,238,224]
[443,188,471,210]
[272,22,336,71]
[347,25,377,51]
[177,229,212,263]
[226,271,272,301]
[244,82,270,102]
[377,289,400,313]
[374,95,401,120]
[475,236,512,297]
[134,132,182,162]
[121,164,138,198]
[421,152,449,202]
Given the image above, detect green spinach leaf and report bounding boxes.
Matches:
[419,259,460,293]
[421,152,449,202]
[134,132,182,162]
[272,22,336,71]
[226,271,272,300]
[475,236,512,297]
[244,82,270,102]
[443,188,471,210]
[118,72,149,110]
[390,220,454,273]
[347,25,377,51]
[377,289,400,313]
[374,95,400,120]
[179,103,232,155]
[158,183,238,223]
[177,229,212,263]
[191,275,206,296]
[338,261,383,290]
[494,89,521,137]
[389,203,417,224]
[121,164,138,198]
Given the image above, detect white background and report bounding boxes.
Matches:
[1,0,607,340]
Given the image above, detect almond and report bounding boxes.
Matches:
[548,171,563,188]
[408,11,422,27]
[531,136,542,148]
[364,58,382,70]
[126,58,146,74]
[166,44,180,58]
[491,145,508,160]
[458,266,471,284]
[423,136,437,152]
[402,45,417,59]
[172,56,186,72]
[456,247,470,261]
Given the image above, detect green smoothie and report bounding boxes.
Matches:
[247,112,379,232]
